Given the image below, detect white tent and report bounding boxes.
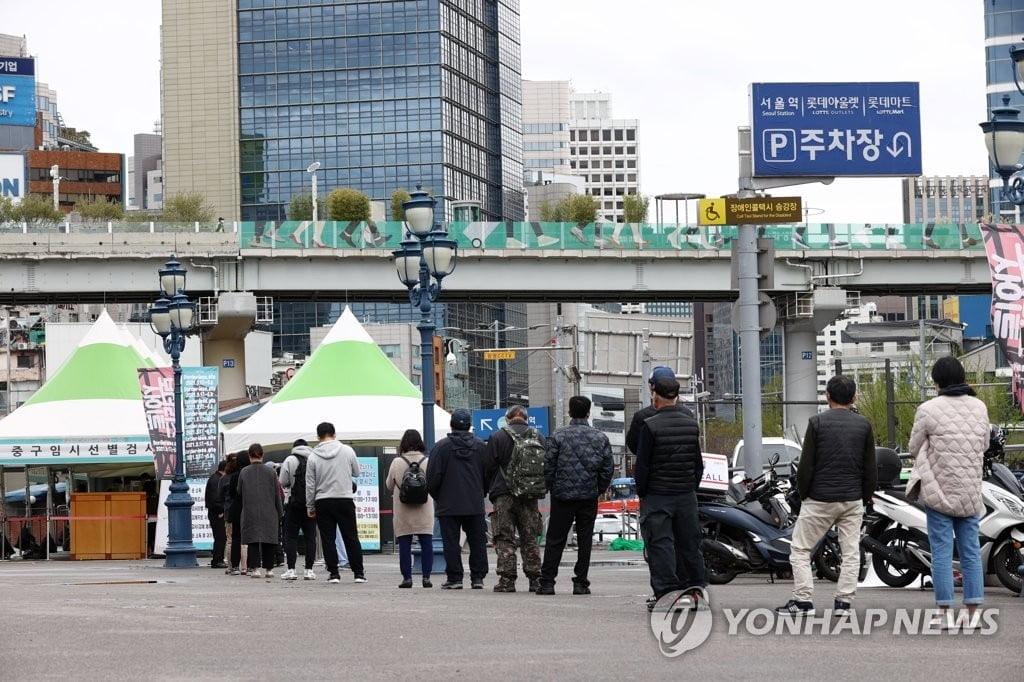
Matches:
[0,310,155,467]
[224,307,451,451]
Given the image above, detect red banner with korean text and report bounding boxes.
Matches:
[138,368,177,480]
[981,223,1024,411]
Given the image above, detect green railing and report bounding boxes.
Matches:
[237,221,988,252]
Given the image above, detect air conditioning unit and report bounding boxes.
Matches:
[13,343,30,350]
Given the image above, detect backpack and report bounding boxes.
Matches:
[500,426,547,499]
[287,456,308,510]
[398,454,429,505]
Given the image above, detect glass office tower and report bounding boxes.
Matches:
[235,0,524,222]
[985,0,1024,218]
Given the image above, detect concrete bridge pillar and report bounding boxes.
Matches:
[781,288,849,441]
[201,292,257,402]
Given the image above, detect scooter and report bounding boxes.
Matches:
[861,446,1024,594]
[700,454,854,584]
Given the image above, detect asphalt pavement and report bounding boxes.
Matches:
[0,549,1019,681]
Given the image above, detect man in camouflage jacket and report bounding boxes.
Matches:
[536,396,614,595]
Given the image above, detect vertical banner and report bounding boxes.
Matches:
[981,223,1024,410]
[355,456,380,550]
[138,368,176,480]
[183,367,219,552]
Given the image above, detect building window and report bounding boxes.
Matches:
[626,130,635,141]
[614,130,623,141]
[16,354,34,369]
[896,341,910,352]
[870,342,884,353]
[380,344,401,359]
[602,130,611,141]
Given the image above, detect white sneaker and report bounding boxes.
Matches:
[265,569,274,579]
[304,569,316,581]
[506,237,525,249]
[250,568,264,579]
[354,576,368,583]
[281,569,297,580]
[537,235,558,247]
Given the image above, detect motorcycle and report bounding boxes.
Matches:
[700,454,853,584]
[861,443,1024,594]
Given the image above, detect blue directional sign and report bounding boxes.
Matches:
[472,407,550,439]
[751,82,921,177]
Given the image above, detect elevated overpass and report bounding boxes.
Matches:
[0,221,996,305]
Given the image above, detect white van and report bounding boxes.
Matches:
[731,437,802,480]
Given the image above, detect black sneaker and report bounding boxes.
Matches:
[833,600,851,616]
[493,582,516,593]
[422,579,433,588]
[471,579,484,590]
[775,599,814,616]
[441,581,463,590]
[528,578,541,593]
[572,584,591,595]
[535,584,555,595]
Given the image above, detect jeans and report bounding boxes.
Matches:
[282,506,318,570]
[640,492,706,598]
[540,497,598,588]
[925,507,984,606]
[314,498,364,578]
[397,534,434,580]
[438,514,489,583]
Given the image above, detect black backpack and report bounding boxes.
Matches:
[398,454,429,505]
[288,456,308,510]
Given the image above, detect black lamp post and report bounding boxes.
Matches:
[149,256,198,568]
[980,41,1024,207]
[393,186,457,450]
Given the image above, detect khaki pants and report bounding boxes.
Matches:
[791,498,863,603]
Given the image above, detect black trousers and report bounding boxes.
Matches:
[230,520,242,568]
[314,498,364,578]
[283,506,318,570]
[208,512,226,564]
[437,514,489,583]
[540,497,598,587]
[247,542,277,570]
[640,492,707,598]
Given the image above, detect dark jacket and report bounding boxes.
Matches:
[545,418,614,501]
[483,420,547,502]
[798,408,876,504]
[626,402,694,455]
[426,430,487,516]
[204,471,224,515]
[237,461,284,544]
[635,404,702,497]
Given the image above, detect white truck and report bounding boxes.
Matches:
[731,437,802,481]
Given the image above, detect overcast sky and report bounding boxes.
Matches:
[3,0,988,223]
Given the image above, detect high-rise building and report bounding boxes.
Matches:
[131,133,162,211]
[522,80,571,175]
[162,0,524,222]
[984,1,1024,219]
[568,91,640,223]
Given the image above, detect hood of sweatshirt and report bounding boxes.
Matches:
[448,430,480,459]
[291,445,314,459]
[313,439,343,460]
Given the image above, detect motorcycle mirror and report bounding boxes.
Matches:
[768,453,780,466]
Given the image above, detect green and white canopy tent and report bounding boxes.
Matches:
[0,310,156,468]
[224,306,451,451]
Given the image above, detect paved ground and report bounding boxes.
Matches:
[0,549,1019,681]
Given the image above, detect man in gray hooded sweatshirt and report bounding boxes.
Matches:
[306,421,365,584]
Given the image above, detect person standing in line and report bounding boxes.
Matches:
[225,451,250,575]
[625,366,693,457]
[775,375,875,617]
[204,460,228,569]
[425,409,489,590]
[484,405,545,593]
[278,439,318,580]
[385,429,435,588]
[906,356,989,629]
[636,375,707,611]
[536,396,614,596]
[237,444,283,579]
[306,421,366,585]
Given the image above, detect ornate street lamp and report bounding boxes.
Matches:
[393,186,457,449]
[980,41,1024,206]
[149,256,198,568]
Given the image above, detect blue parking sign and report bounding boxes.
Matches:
[751,82,921,177]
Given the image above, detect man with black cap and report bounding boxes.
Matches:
[636,374,707,610]
[625,366,693,457]
[425,408,489,589]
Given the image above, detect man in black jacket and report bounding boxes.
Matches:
[776,375,875,617]
[204,460,228,568]
[636,375,706,608]
[537,396,614,596]
[625,366,693,456]
[425,409,489,590]
[484,405,546,593]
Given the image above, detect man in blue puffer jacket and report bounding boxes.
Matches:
[536,396,614,595]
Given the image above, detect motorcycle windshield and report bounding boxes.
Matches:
[989,462,1024,498]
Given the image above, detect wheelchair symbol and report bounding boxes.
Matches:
[704,205,721,222]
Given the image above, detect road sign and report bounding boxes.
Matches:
[751,82,921,177]
[483,350,516,361]
[471,407,550,439]
[698,197,802,225]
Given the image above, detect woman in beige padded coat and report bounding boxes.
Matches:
[386,429,436,589]
[907,356,988,624]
